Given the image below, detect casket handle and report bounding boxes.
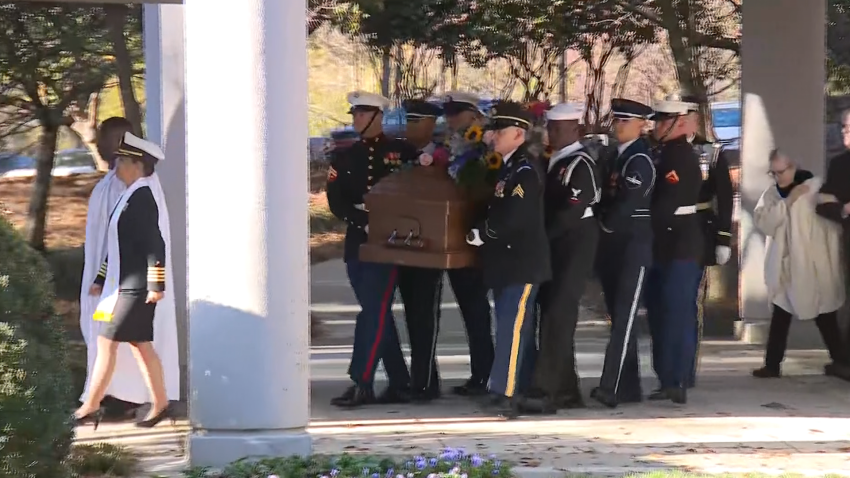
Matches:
[386,228,425,249]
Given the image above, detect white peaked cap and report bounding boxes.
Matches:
[442,91,480,106]
[664,93,699,112]
[652,97,691,116]
[119,132,165,161]
[347,90,391,110]
[546,103,585,122]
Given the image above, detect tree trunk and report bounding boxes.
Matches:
[451,62,458,91]
[380,47,391,98]
[558,52,567,102]
[106,4,143,135]
[25,120,59,251]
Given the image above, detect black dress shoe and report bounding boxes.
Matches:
[824,362,850,381]
[557,393,586,409]
[453,378,488,396]
[410,386,441,403]
[648,388,669,401]
[520,395,559,415]
[486,394,521,419]
[590,387,618,409]
[376,386,411,404]
[667,386,687,404]
[331,385,376,408]
[752,366,781,378]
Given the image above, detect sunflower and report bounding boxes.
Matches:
[464,124,484,143]
[485,151,503,170]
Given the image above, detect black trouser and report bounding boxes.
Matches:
[447,267,494,383]
[397,266,443,393]
[763,305,850,370]
[532,221,599,399]
[595,232,652,399]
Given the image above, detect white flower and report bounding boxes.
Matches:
[418,152,434,166]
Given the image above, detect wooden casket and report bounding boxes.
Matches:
[359,166,478,269]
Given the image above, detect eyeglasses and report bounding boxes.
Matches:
[767,167,789,177]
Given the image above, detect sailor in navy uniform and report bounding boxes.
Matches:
[642,97,704,404]
[442,91,496,398]
[466,101,550,418]
[681,95,734,389]
[524,103,601,415]
[326,91,419,407]
[396,98,446,402]
[591,99,656,409]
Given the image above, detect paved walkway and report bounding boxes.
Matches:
[72,260,850,476]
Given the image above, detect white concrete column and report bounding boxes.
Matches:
[143,3,188,400]
[739,0,826,322]
[183,0,311,467]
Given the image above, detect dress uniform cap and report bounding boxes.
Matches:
[442,90,481,116]
[116,132,165,162]
[653,95,692,120]
[679,94,703,112]
[347,90,391,112]
[402,99,443,119]
[611,98,654,120]
[486,100,533,131]
[546,103,584,122]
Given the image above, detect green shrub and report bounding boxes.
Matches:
[0,218,76,478]
[68,443,139,477]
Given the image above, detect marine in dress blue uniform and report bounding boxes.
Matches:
[466,101,551,418]
[442,91,496,397]
[524,103,602,415]
[396,98,447,402]
[591,99,656,409]
[681,95,735,388]
[326,91,419,407]
[642,97,704,404]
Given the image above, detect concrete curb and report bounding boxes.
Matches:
[512,466,850,477]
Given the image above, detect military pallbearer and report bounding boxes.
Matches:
[466,101,550,418]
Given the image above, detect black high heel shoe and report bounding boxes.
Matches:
[135,404,175,428]
[74,407,105,431]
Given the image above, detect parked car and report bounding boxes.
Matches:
[711,101,741,149]
[0,148,97,179]
[0,154,36,178]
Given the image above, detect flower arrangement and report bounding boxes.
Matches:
[436,124,502,192]
[523,100,550,159]
[182,449,513,478]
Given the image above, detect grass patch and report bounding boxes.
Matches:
[69,443,139,477]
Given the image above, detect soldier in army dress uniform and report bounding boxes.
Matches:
[523,103,602,415]
[466,101,551,418]
[396,98,447,402]
[326,91,419,407]
[681,95,734,388]
[591,99,656,409]
[643,97,704,405]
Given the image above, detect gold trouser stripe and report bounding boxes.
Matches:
[93,310,113,322]
[505,284,533,397]
[693,269,709,380]
[696,202,712,211]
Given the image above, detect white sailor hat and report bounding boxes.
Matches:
[546,103,584,122]
[442,91,481,115]
[652,94,697,120]
[116,132,165,162]
[347,90,391,113]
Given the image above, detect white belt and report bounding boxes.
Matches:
[674,205,697,215]
[582,207,594,219]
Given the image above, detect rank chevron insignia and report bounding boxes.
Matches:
[511,184,525,198]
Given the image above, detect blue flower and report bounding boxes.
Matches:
[448,163,461,179]
[372,473,379,478]
[430,458,438,467]
[386,468,394,477]
[416,460,426,470]
[471,455,484,467]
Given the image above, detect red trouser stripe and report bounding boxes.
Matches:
[362,267,397,382]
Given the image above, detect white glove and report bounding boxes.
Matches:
[715,245,731,265]
[354,203,367,211]
[466,229,484,247]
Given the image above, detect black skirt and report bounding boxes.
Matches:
[100,289,156,343]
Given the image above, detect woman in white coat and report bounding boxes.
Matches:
[752,150,848,379]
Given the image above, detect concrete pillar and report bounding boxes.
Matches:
[143,3,188,401]
[183,0,312,467]
[739,0,826,342]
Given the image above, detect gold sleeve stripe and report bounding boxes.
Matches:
[717,231,732,237]
[116,147,144,157]
[147,274,166,281]
[93,311,113,322]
